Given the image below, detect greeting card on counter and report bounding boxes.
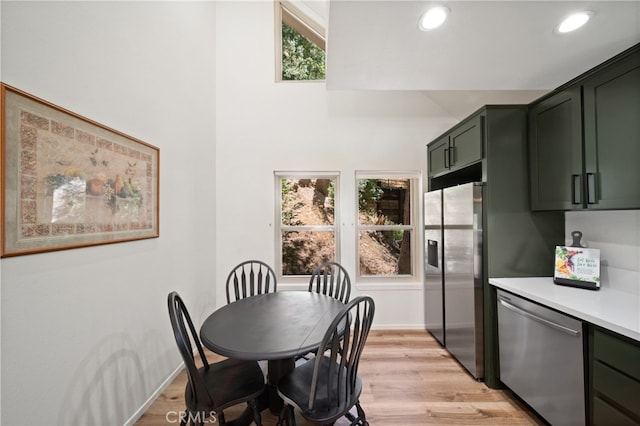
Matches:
[553,246,601,290]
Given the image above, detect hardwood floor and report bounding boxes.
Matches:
[135,330,544,425]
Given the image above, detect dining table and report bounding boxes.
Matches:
[199,290,347,417]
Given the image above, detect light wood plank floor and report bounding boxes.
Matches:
[135,330,544,425]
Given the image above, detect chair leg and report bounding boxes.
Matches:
[355,402,368,426]
[276,405,286,426]
[248,399,262,426]
[345,402,368,426]
[217,410,226,425]
[277,404,296,426]
[286,404,296,426]
[189,410,206,426]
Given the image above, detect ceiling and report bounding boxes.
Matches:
[322,1,640,118]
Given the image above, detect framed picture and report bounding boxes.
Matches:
[1,84,159,257]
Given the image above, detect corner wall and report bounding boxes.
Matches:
[0,2,216,424]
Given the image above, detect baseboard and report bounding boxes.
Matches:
[124,361,184,426]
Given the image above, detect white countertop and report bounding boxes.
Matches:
[489,277,640,342]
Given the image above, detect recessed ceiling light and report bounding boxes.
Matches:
[557,11,593,33]
[419,6,449,31]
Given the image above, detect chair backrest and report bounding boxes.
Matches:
[308,296,375,411]
[308,261,351,303]
[167,291,214,410]
[225,260,277,304]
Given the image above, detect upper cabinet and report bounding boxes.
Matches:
[582,52,640,209]
[428,114,483,179]
[529,44,640,211]
[529,88,582,210]
[427,135,451,177]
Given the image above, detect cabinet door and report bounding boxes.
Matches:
[583,51,640,209]
[591,328,640,425]
[449,114,483,170]
[428,135,450,177]
[529,88,583,210]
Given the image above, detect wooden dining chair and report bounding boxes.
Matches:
[296,261,352,361]
[225,260,277,304]
[276,296,375,426]
[308,261,351,304]
[167,291,265,426]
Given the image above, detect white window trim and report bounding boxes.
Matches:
[355,171,422,283]
[275,171,340,281]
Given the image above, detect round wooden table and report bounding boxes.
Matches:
[199,291,346,415]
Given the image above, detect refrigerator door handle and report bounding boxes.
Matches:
[427,239,439,267]
[498,298,581,337]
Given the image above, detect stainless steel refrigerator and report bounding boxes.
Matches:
[424,182,484,379]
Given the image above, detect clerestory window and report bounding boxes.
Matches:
[275,0,326,81]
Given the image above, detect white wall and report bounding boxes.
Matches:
[566,211,640,295]
[1,2,216,425]
[214,1,455,328]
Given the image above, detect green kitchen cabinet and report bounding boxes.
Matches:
[589,327,640,425]
[529,87,582,210]
[582,51,640,209]
[449,115,483,170]
[427,135,451,177]
[427,114,482,178]
[530,44,640,211]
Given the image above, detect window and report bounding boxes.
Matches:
[275,1,326,81]
[356,172,419,279]
[275,172,338,277]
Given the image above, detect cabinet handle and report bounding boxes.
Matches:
[498,298,581,337]
[586,173,596,204]
[571,174,582,205]
[449,146,455,166]
[444,148,449,169]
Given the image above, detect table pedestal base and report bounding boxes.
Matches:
[266,358,295,415]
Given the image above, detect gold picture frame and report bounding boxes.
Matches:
[1,84,159,257]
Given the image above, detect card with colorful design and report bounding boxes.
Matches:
[553,246,600,290]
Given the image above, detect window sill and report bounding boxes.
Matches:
[355,282,423,291]
[277,281,423,292]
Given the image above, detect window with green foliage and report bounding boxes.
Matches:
[356,172,419,279]
[282,23,326,80]
[276,1,326,81]
[275,170,419,281]
[275,172,338,277]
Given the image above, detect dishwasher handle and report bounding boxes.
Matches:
[498,297,581,337]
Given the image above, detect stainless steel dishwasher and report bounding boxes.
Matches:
[497,289,585,426]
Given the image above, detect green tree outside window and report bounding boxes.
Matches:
[282,23,326,80]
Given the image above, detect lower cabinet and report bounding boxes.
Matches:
[590,327,640,425]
